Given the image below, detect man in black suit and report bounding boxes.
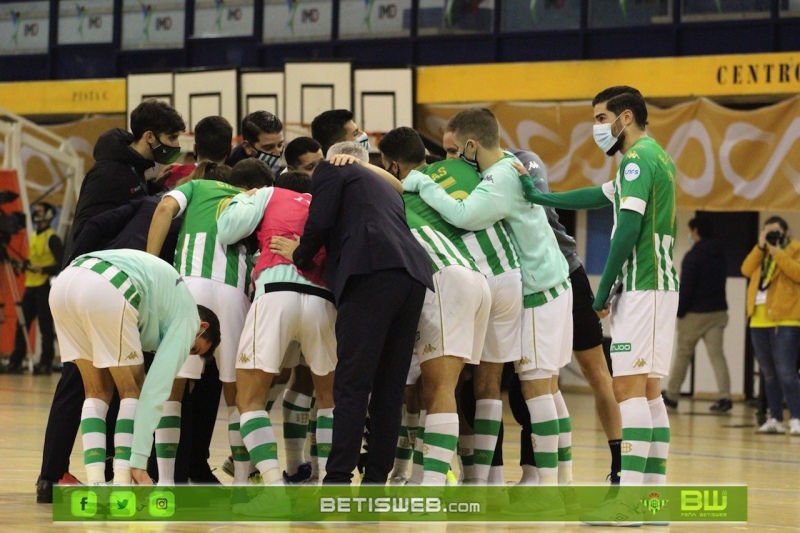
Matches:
[271,144,432,484]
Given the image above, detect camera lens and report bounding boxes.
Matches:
[766,231,783,246]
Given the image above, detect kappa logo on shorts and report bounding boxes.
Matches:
[126,351,139,361]
[422,344,436,355]
[634,358,647,368]
[611,343,632,353]
[520,357,532,365]
[238,353,251,364]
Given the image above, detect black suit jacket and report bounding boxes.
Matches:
[293,161,433,302]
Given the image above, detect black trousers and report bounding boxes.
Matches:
[323,269,426,485]
[11,283,56,367]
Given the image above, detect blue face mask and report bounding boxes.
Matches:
[356,131,370,152]
[457,140,479,172]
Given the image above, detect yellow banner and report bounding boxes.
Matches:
[417,52,800,104]
[417,97,800,212]
[0,79,126,115]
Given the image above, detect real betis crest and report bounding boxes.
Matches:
[642,492,667,515]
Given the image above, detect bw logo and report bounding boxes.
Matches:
[621,441,633,454]
[633,358,647,368]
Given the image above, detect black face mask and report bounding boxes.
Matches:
[150,139,181,165]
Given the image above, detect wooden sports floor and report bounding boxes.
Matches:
[2,374,798,532]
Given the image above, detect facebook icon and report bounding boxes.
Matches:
[71,490,97,517]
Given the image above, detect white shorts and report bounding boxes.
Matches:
[481,269,523,364]
[236,290,337,376]
[415,266,491,366]
[178,276,250,382]
[50,267,144,368]
[609,290,679,378]
[516,286,573,380]
[406,353,422,386]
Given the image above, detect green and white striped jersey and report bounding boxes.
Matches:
[419,160,520,277]
[601,136,680,292]
[403,190,480,274]
[167,179,255,293]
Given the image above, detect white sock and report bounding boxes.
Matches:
[645,396,670,485]
[519,464,539,485]
[228,406,251,485]
[619,397,653,486]
[526,394,559,486]
[240,410,281,484]
[316,407,334,482]
[282,390,313,475]
[421,413,459,486]
[473,399,503,484]
[553,391,573,486]
[155,400,182,486]
[113,398,138,485]
[81,398,109,485]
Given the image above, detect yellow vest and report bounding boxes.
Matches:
[26,228,57,288]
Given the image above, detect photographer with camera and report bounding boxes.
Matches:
[1,202,63,375]
[741,216,800,435]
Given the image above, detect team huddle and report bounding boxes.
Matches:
[48,84,679,524]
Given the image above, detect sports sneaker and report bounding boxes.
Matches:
[757,418,786,434]
[501,489,566,518]
[389,475,409,486]
[233,488,293,518]
[188,466,222,485]
[36,472,84,504]
[283,462,312,484]
[33,363,52,375]
[220,455,234,477]
[709,398,733,413]
[561,486,580,513]
[580,496,644,527]
[446,469,459,486]
[789,418,800,435]
[661,390,678,410]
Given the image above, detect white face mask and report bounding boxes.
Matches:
[592,115,624,154]
[688,233,695,246]
[356,132,370,151]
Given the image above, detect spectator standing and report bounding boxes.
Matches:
[663,217,732,412]
[741,216,800,435]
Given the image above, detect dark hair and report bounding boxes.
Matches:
[130,99,185,141]
[764,215,789,232]
[176,162,232,187]
[446,107,500,148]
[195,116,233,163]
[285,137,322,169]
[378,127,427,166]
[311,109,354,153]
[425,153,445,164]
[228,159,274,189]
[592,86,648,129]
[275,171,312,194]
[241,111,283,145]
[32,202,57,222]
[688,216,714,239]
[197,305,221,360]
